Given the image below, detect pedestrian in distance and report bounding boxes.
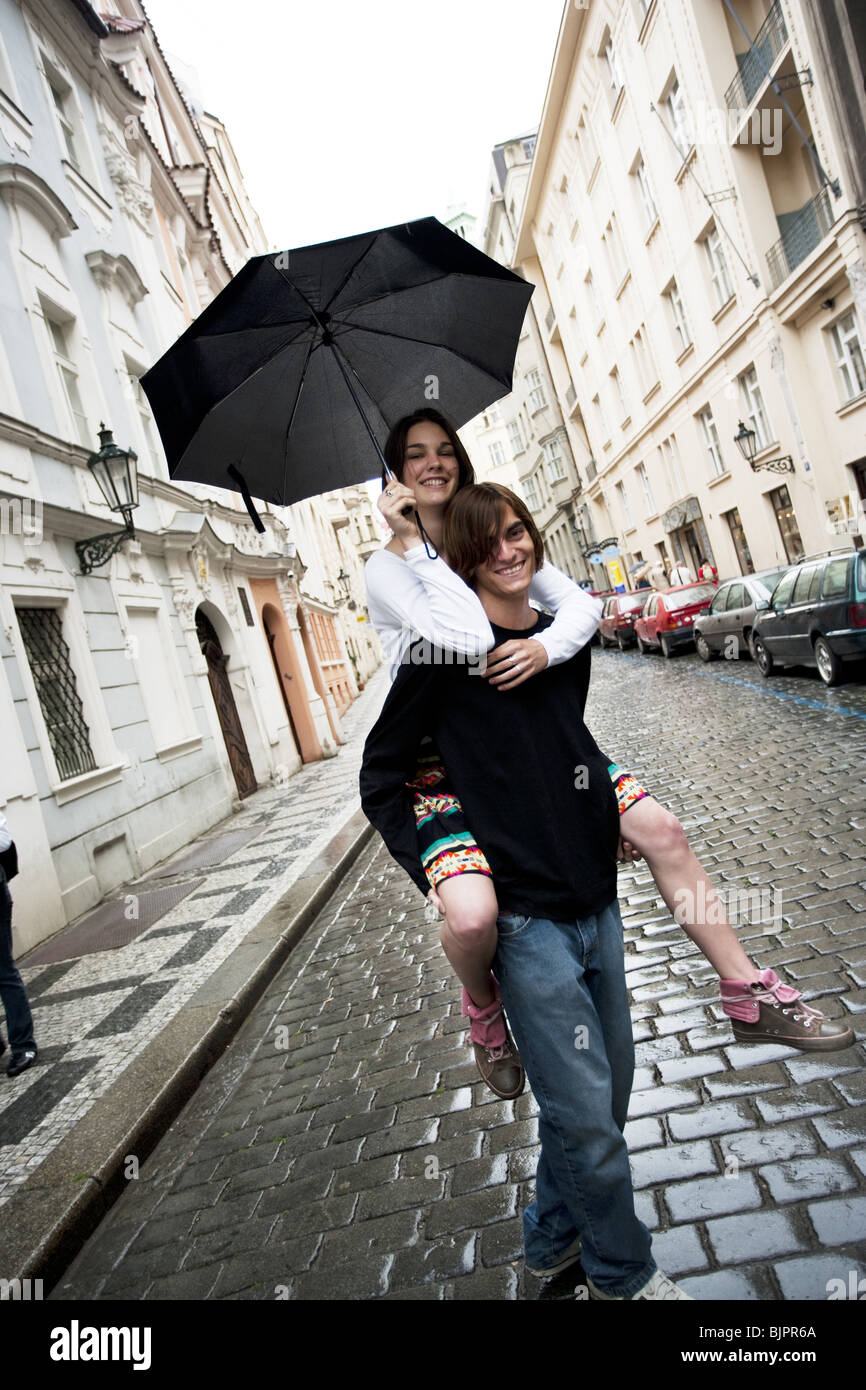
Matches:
[0,808,38,1078]
[698,555,719,583]
[668,557,696,584]
[364,414,854,1103]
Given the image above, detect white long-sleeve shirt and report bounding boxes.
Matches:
[0,810,12,852]
[365,543,602,681]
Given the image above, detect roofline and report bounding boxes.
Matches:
[68,0,109,37]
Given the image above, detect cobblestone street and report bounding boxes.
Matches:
[52,647,866,1301]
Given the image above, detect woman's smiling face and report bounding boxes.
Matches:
[401,421,460,508]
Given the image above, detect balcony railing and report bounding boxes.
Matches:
[765,187,834,290]
[724,0,788,110]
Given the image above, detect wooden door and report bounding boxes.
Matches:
[195,610,257,799]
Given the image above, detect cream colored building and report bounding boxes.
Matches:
[502,0,866,590]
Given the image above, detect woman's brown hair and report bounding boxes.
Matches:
[443,482,545,586]
[382,408,476,490]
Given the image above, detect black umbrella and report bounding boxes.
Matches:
[140,216,533,530]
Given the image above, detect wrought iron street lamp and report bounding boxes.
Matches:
[75,425,140,574]
[733,419,794,474]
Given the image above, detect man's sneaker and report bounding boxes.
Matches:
[525,1235,582,1279]
[6,1047,37,1078]
[463,983,525,1099]
[588,1269,693,1301]
[721,969,855,1052]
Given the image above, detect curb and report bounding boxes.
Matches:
[5,808,376,1292]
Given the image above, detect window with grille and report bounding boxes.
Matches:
[829,311,866,401]
[16,607,97,780]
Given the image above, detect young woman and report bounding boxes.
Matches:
[365,409,854,1096]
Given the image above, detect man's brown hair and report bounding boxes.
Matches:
[443,482,544,585]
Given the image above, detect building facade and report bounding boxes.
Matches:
[0,0,378,952]
[501,0,866,590]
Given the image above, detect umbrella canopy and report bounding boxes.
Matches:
[140,217,533,518]
[629,560,652,576]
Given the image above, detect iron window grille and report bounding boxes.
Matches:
[16,607,97,780]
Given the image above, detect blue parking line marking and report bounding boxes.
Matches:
[609,651,866,721]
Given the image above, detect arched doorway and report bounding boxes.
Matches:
[195,608,257,799]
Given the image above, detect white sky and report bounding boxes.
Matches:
[143,0,565,248]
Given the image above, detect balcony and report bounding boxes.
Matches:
[725,0,788,111]
[765,187,835,290]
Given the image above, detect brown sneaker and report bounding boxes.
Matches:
[721,969,855,1052]
[472,1032,525,1099]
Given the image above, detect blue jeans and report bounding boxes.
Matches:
[0,865,36,1053]
[493,899,656,1296]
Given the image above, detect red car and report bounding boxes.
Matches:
[633,583,717,658]
[588,589,619,645]
[598,592,649,650]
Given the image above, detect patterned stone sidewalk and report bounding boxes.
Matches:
[0,667,390,1220]
[52,650,866,1300]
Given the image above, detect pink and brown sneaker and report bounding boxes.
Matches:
[463,979,525,1099]
[721,968,855,1052]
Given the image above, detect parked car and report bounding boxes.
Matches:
[589,589,619,645]
[633,583,717,658]
[693,567,790,662]
[598,592,649,650]
[750,548,866,686]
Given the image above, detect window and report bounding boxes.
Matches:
[591,392,610,443]
[543,438,566,483]
[821,557,850,598]
[125,607,193,752]
[665,77,691,157]
[616,479,634,529]
[610,365,628,420]
[576,112,599,184]
[697,405,725,478]
[724,583,745,612]
[739,366,773,450]
[507,419,525,455]
[522,137,536,161]
[768,484,804,563]
[603,214,627,287]
[523,474,540,511]
[126,362,162,474]
[633,156,657,231]
[602,32,624,95]
[772,568,798,608]
[488,442,505,469]
[829,311,866,402]
[666,280,691,354]
[45,60,82,169]
[636,461,656,514]
[660,435,686,498]
[15,607,96,781]
[630,325,657,396]
[526,368,546,413]
[791,566,821,605]
[487,403,500,423]
[45,313,89,445]
[704,225,734,308]
[586,270,603,326]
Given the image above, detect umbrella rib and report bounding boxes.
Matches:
[322,232,382,317]
[280,333,318,504]
[332,319,514,388]
[328,268,520,318]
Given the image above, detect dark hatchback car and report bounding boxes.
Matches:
[598,591,649,650]
[693,567,790,663]
[750,548,866,686]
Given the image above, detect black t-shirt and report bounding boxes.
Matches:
[360,612,619,921]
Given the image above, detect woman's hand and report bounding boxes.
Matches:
[616,836,643,864]
[484,637,549,690]
[377,482,420,548]
[426,886,445,919]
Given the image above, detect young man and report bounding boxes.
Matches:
[360,483,691,1299]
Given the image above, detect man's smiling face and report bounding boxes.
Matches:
[473,504,537,603]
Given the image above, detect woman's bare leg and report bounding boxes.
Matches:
[618,796,761,983]
[434,874,499,1007]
